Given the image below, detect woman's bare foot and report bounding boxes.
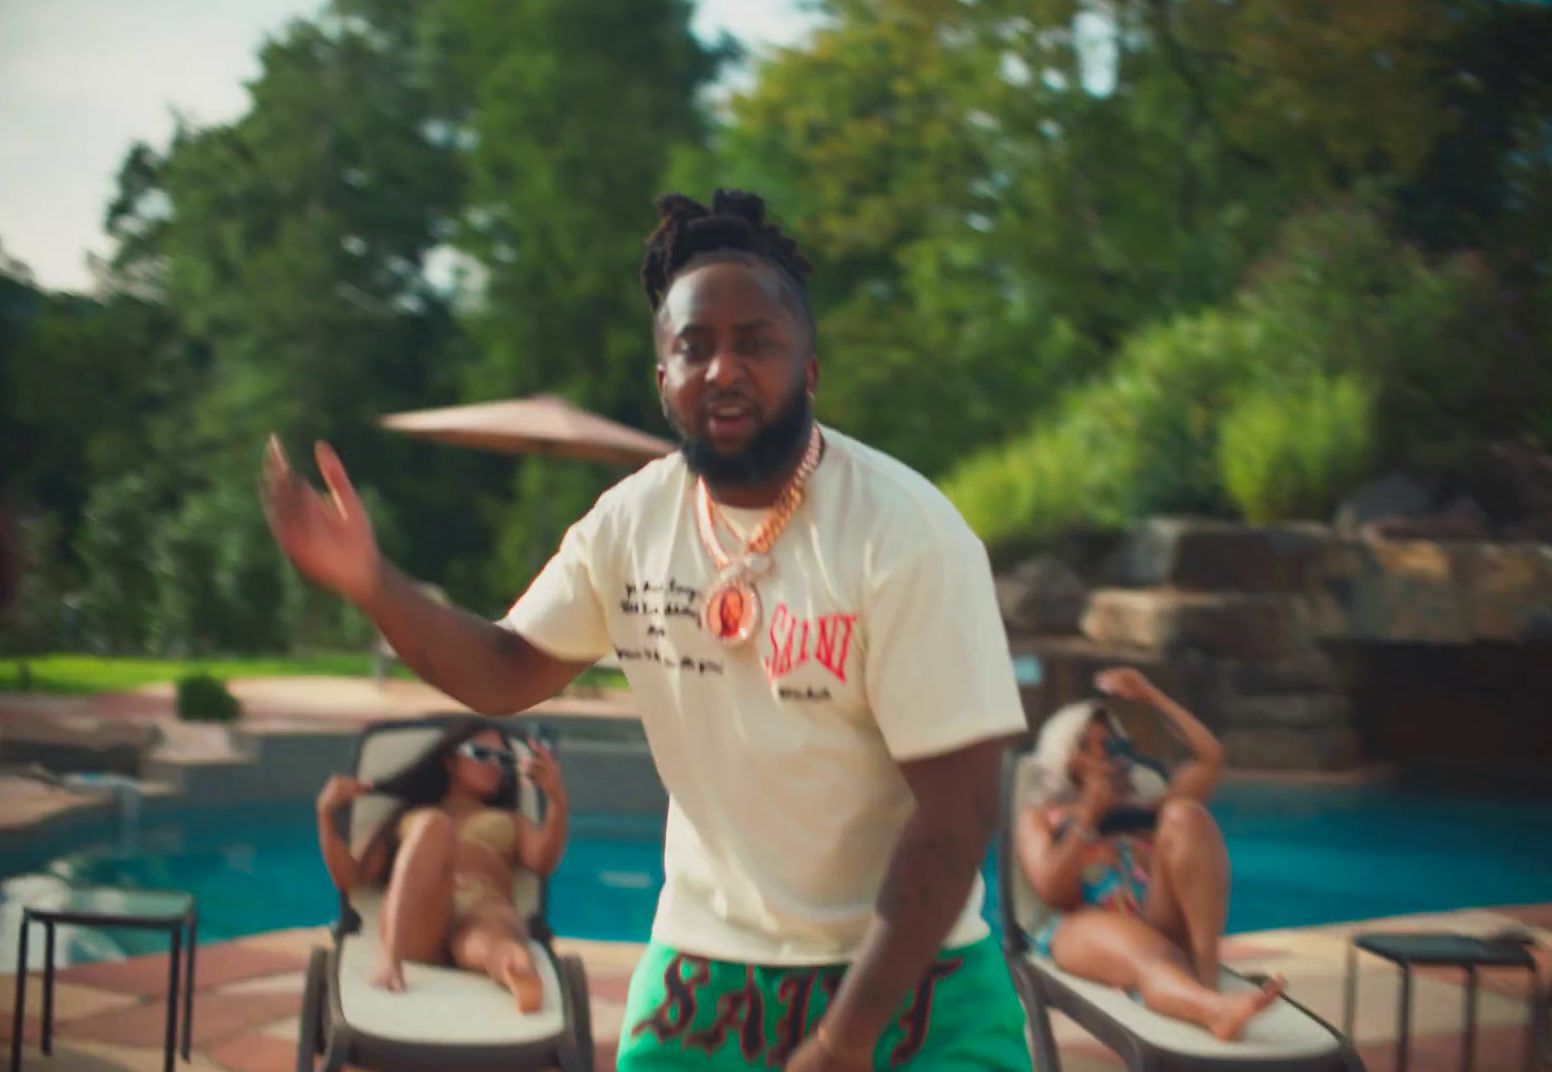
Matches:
[493,942,543,1013]
[1208,975,1286,1040]
[371,959,407,993]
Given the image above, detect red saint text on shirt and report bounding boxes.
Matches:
[764,603,857,683]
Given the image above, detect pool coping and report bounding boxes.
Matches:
[0,675,655,852]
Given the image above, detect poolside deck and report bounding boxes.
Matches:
[2,679,1548,1068]
[0,675,637,737]
[1,903,1546,1071]
[0,676,643,833]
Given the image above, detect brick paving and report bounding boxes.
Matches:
[0,906,1542,1071]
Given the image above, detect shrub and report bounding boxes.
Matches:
[175,672,242,723]
[1239,206,1550,477]
[944,203,1551,547]
[945,309,1250,538]
[1218,374,1376,523]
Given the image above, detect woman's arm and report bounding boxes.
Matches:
[1015,772,1116,909]
[515,745,569,877]
[1016,807,1081,910]
[1096,667,1224,802]
[317,775,375,891]
[1152,687,1225,801]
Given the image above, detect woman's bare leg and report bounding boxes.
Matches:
[373,810,456,991]
[449,904,544,1012]
[1052,910,1284,1040]
[1144,798,1231,986]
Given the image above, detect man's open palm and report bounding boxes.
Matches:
[262,436,381,604]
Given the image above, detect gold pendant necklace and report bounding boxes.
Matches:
[695,425,823,647]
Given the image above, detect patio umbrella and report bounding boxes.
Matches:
[377,394,675,468]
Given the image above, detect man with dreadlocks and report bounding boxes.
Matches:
[262,189,1030,1070]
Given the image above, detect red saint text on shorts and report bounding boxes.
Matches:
[685,965,766,1059]
[766,971,818,1066]
[630,953,710,1042]
[888,956,964,1066]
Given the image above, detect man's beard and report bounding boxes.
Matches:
[669,387,813,488]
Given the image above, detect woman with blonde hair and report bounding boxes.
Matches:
[1015,667,1285,1040]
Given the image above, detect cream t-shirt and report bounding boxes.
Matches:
[502,426,1026,965]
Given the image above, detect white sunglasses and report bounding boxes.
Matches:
[457,741,515,768]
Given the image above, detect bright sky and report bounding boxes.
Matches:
[0,0,814,294]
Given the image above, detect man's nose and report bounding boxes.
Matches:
[704,347,745,388]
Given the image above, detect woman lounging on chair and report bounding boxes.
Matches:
[1014,668,1286,1040]
[315,716,569,1012]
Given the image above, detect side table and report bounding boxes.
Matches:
[1344,931,1539,1072]
[10,888,196,1072]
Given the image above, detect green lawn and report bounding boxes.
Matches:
[0,653,413,694]
[0,653,628,695]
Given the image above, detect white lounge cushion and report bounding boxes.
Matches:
[1025,953,1340,1060]
[337,892,565,1046]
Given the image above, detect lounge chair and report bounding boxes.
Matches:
[998,744,1365,1071]
[296,715,593,1072]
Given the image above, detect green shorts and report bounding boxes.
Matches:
[616,935,1029,1070]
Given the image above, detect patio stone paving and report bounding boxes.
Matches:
[0,904,1542,1070]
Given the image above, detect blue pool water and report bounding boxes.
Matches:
[2,783,1549,964]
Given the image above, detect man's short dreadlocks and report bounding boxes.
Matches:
[640,189,814,337]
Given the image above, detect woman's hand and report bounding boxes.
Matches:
[516,741,570,875]
[1097,667,1225,802]
[317,774,373,817]
[316,775,376,892]
[1095,666,1161,704]
[520,742,566,803]
[1075,759,1119,825]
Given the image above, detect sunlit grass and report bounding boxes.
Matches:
[0,654,628,695]
[0,653,411,694]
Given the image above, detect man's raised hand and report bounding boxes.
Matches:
[261,436,382,605]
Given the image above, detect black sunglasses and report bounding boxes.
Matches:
[1104,737,1139,764]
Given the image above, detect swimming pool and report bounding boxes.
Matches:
[2,783,1548,964]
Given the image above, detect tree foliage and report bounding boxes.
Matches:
[943,203,1552,543]
[5,0,1552,649]
[716,0,1552,491]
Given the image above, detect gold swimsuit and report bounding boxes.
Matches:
[458,808,517,856]
[399,807,517,920]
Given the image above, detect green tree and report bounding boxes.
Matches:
[714,0,1287,474]
[0,512,72,658]
[429,0,720,587]
[138,14,466,462]
[74,474,166,653]
[1,279,198,540]
[716,0,1552,483]
[443,0,719,420]
[100,7,513,601]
